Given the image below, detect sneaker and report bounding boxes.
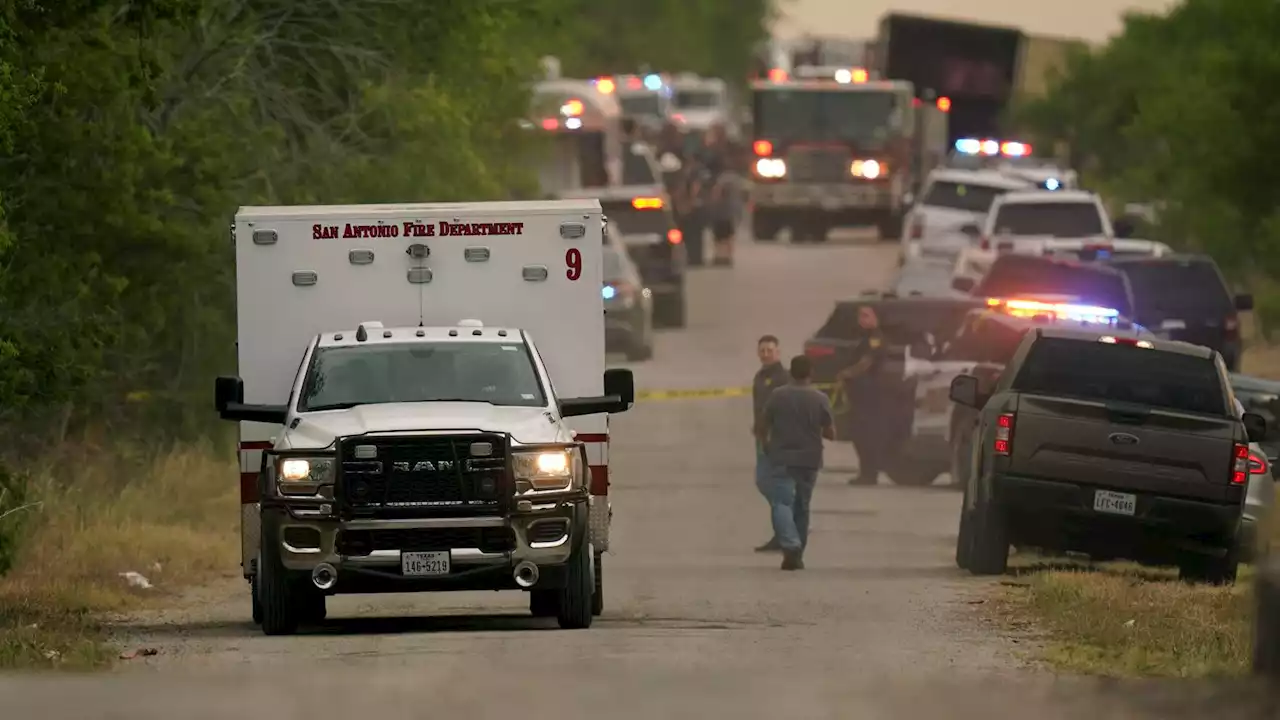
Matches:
[781,550,804,571]
[754,538,782,553]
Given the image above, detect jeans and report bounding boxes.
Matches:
[763,464,819,552]
[755,445,774,535]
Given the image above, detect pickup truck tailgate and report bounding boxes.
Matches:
[1009,395,1238,502]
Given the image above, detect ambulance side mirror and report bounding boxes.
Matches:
[214,375,288,424]
[560,369,635,417]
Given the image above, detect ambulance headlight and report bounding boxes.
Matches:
[276,457,335,495]
[513,449,575,491]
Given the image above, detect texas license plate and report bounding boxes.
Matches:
[401,551,450,576]
[1093,490,1137,516]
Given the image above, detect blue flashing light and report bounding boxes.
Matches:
[1044,178,1061,190]
[602,285,616,300]
[643,74,662,90]
[955,138,981,155]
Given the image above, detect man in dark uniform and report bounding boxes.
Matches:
[836,305,891,486]
[752,334,791,552]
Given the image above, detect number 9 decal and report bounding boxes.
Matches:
[565,247,582,281]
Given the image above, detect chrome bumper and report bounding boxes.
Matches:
[268,500,585,576]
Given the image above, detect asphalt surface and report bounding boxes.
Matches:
[5,231,1277,718]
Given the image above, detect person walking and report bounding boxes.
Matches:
[836,305,891,486]
[752,334,791,553]
[757,355,835,570]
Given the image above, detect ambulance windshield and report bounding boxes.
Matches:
[299,341,546,411]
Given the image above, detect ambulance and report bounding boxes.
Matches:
[214,199,632,636]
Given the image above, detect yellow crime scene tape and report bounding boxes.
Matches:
[636,383,837,402]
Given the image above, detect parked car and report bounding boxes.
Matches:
[603,237,654,361]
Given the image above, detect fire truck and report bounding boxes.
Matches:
[748,64,949,243]
[527,78,625,197]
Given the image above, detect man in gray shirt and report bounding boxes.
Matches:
[756,355,835,570]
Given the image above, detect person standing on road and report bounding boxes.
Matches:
[752,334,791,553]
[837,305,890,486]
[691,123,738,267]
[757,355,835,571]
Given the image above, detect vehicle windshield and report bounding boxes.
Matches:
[992,201,1104,237]
[753,88,900,144]
[942,315,1028,364]
[298,342,545,411]
[620,94,662,117]
[1013,337,1226,416]
[975,257,1132,317]
[922,181,1013,214]
[622,148,657,185]
[674,90,719,109]
[1118,260,1233,316]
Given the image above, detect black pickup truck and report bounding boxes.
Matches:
[950,325,1267,584]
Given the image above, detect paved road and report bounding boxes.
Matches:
[4,232,1274,718]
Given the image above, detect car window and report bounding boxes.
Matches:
[603,201,669,236]
[816,303,864,341]
[942,315,1027,364]
[1117,259,1233,316]
[975,256,1132,317]
[674,90,719,109]
[991,201,1104,237]
[622,148,657,185]
[603,247,625,279]
[921,181,1011,213]
[1012,337,1226,416]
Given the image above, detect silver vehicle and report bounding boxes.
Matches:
[603,237,654,361]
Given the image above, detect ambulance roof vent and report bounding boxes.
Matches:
[457,319,484,328]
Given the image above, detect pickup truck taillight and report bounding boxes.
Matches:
[994,413,1015,455]
[1232,443,1249,484]
[667,228,683,244]
[1248,450,1268,475]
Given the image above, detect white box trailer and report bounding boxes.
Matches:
[215,199,633,635]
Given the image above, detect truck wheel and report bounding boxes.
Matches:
[878,213,904,242]
[1179,546,1239,585]
[297,588,327,625]
[250,576,263,625]
[955,502,974,571]
[591,552,604,617]
[751,215,778,242]
[967,487,1010,576]
[1254,559,1280,677]
[624,334,653,362]
[529,589,558,618]
[257,528,300,636]
[556,539,594,630]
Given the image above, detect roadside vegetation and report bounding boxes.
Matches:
[1001,0,1280,678]
[0,0,774,669]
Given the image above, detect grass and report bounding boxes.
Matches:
[997,337,1280,678]
[0,443,239,670]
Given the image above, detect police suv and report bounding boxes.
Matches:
[215,199,632,635]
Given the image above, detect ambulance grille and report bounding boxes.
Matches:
[336,434,510,518]
[786,148,851,183]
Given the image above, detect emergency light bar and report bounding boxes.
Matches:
[954,138,1033,157]
[986,297,1120,324]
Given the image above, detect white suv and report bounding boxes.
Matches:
[902,169,1034,267]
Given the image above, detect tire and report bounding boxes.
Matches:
[955,475,975,570]
[257,522,300,636]
[653,291,686,329]
[297,588,327,625]
[1179,547,1239,585]
[751,214,778,242]
[624,335,653,362]
[949,434,970,489]
[250,576,263,625]
[529,590,558,618]
[591,552,604,617]
[1254,560,1280,677]
[886,457,945,487]
[878,213,904,242]
[967,484,1010,576]
[556,539,594,630]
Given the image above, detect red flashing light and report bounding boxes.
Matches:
[540,118,559,130]
[937,97,951,112]
[753,140,773,156]
[768,68,787,82]
[667,228,682,244]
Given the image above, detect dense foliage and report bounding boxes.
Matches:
[1012,0,1280,326]
[0,0,774,452]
